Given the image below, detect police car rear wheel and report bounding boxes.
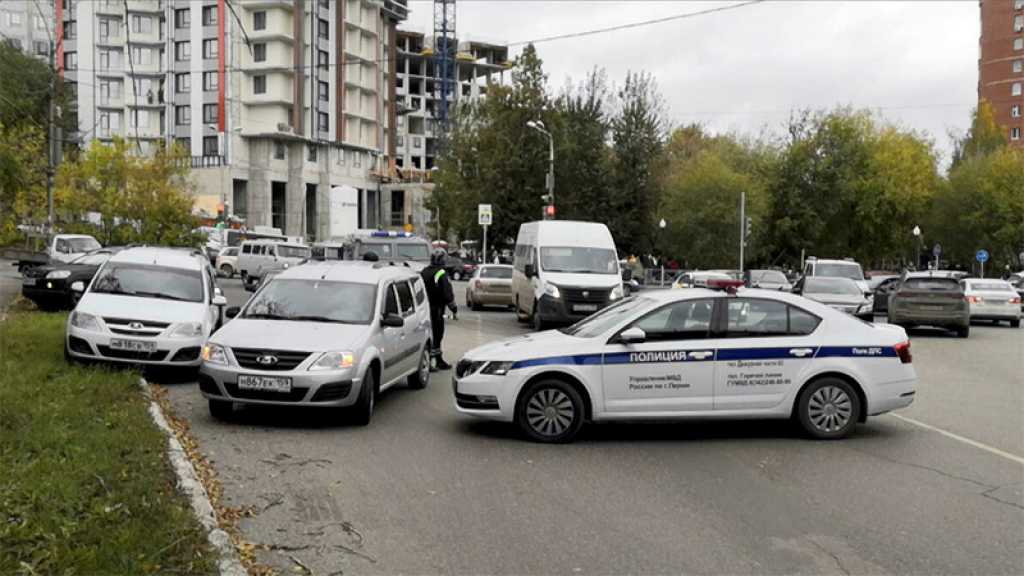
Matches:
[797,378,859,439]
[516,380,584,443]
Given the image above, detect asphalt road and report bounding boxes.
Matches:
[158,278,1024,575]
[0,259,24,311]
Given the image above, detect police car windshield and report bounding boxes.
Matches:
[396,243,430,260]
[815,262,864,281]
[242,279,376,324]
[561,297,653,338]
[541,247,617,274]
[804,277,862,295]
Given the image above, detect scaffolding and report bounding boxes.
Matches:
[433,0,457,133]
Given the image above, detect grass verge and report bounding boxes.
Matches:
[0,309,216,575]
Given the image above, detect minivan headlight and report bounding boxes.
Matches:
[543,283,561,299]
[70,311,102,331]
[169,322,203,338]
[480,361,515,376]
[610,284,624,300]
[309,351,355,371]
[202,343,230,365]
[47,270,72,280]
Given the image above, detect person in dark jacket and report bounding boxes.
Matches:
[421,248,457,371]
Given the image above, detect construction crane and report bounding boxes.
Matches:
[433,0,457,133]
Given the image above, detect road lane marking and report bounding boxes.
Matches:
[891,413,1024,466]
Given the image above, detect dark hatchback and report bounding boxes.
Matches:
[21,248,121,310]
[888,274,970,337]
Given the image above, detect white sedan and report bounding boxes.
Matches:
[453,282,916,443]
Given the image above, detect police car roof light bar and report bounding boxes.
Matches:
[706,279,746,294]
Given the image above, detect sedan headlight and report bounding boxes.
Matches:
[169,322,203,338]
[46,270,72,280]
[70,311,102,331]
[543,283,561,299]
[480,361,515,376]
[609,284,624,301]
[309,351,355,371]
[202,343,230,365]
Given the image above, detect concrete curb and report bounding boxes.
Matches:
[139,378,248,576]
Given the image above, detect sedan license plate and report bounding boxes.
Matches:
[573,303,598,313]
[21,277,36,286]
[237,375,292,393]
[921,305,945,311]
[110,338,157,352]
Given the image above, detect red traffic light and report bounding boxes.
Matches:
[545,205,556,218]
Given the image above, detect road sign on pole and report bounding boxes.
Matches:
[977,249,989,278]
[932,243,942,270]
[478,204,492,226]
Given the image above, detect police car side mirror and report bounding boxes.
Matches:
[618,327,646,345]
[381,313,405,328]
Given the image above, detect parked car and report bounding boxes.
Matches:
[341,231,432,271]
[961,278,1021,328]
[888,273,969,337]
[1011,276,1024,312]
[215,246,240,278]
[64,247,226,368]
[673,271,733,289]
[446,255,478,281]
[3,233,102,273]
[238,239,311,292]
[466,265,514,310]
[747,269,792,291]
[198,261,432,425]
[793,277,873,321]
[21,248,122,310]
[869,275,902,315]
[802,257,870,295]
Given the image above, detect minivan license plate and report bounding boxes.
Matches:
[110,338,156,352]
[237,375,292,393]
[573,304,598,313]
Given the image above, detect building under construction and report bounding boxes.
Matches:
[375,29,510,233]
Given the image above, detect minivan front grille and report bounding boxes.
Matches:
[562,287,610,303]
[231,348,311,371]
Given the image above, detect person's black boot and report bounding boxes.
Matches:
[435,357,452,371]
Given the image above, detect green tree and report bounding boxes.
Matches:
[951,100,1006,169]
[0,123,48,244]
[551,69,612,223]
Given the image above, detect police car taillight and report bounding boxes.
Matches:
[706,279,746,294]
[894,341,912,364]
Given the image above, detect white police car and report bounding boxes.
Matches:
[453,281,916,443]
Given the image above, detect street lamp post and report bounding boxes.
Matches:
[912,225,921,270]
[659,218,667,287]
[527,120,555,219]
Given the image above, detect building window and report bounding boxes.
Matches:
[175,105,191,125]
[203,104,217,123]
[253,42,266,62]
[203,39,218,59]
[175,73,190,93]
[253,75,267,95]
[336,149,345,165]
[203,71,218,91]
[274,141,286,159]
[318,49,329,69]
[130,15,152,34]
[1016,15,1024,32]
[253,11,266,31]
[202,5,218,26]
[7,11,22,26]
[99,17,119,39]
[318,18,329,39]
[63,21,77,40]
[1016,38,1024,51]
[203,135,219,156]
[1017,0,1023,9]
[64,51,77,70]
[1015,60,1024,74]
[34,41,47,56]
[308,145,318,162]
[353,152,361,168]
[1011,105,1021,118]
[34,15,45,30]
[397,135,404,147]
[318,112,329,132]
[1013,82,1022,96]
[1012,127,1021,141]
[174,8,189,29]
[413,137,422,148]
[318,81,329,101]
[177,137,190,153]
[175,41,190,61]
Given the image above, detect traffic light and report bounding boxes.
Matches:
[744,217,753,239]
[541,194,553,204]
[544,205,556,219]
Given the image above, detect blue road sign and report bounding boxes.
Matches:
[976,249,989,263]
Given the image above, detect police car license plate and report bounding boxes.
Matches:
[110,338,157,352]
[238,375,292,393]
[573,304,598,313]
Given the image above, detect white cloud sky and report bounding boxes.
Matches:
[406,0,980,164]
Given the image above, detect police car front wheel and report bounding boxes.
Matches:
[796,377,861,439]
[515,380,585,443]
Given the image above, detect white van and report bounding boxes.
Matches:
[238,239,311,290]
[512,221,623,330]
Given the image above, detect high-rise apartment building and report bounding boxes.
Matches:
[0,0,55,60]
[979,0,1024,146]
[377,29,508,232]
[59,0,408,237]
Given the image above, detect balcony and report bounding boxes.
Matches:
[187,155,225,168]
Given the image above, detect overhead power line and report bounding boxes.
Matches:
[508,0,767,46]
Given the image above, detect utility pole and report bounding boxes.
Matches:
[47,38,58,234]
[527,120,554,218]
[738,191,746,273]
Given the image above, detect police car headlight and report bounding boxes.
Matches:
[543,284,561,299]
[202,343,230,365]
[169,321,203,338]
[47,270,72,280]
[309,351,355,371]
[480,361,515,376]
[610,285,624,300]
